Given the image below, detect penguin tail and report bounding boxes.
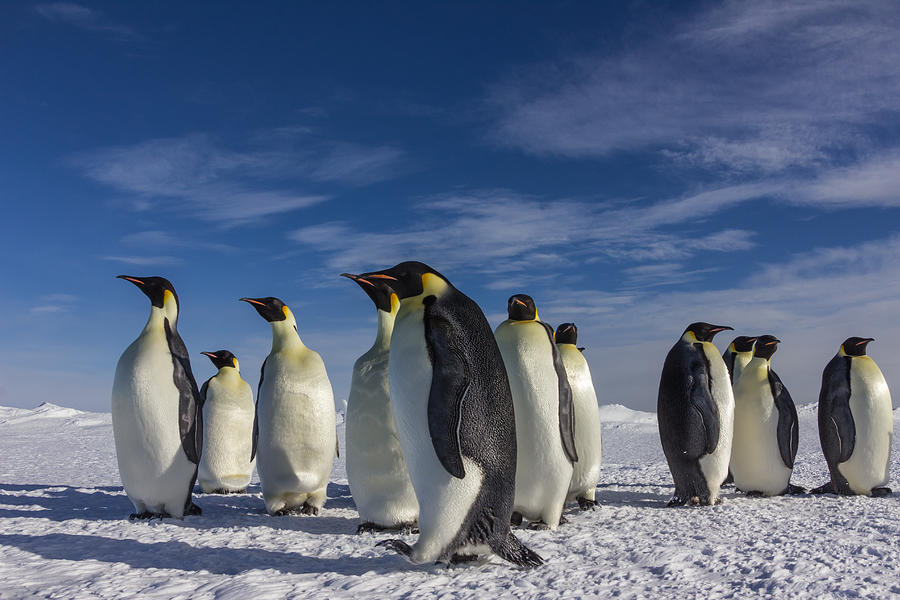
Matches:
[491,532,544,569]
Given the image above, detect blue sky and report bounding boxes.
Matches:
[3,1,900,412]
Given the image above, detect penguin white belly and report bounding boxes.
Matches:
[198,374,255,493]
[346,349,419,526]
[257,352,336,513]
[697,342,734,502]
[560,345,602,502]
[495,321,572,527]
[112,331,195,517]
[838,357,893,494]
[730,363,790,496]
[389,306,482,563]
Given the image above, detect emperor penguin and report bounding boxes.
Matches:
[812,337,893,497]
[495,295,577,529]
[111,275,202,519]
[730,336,803,496]
[658,322,735,506]
[340,273,419,533]
[556,323,602,510]
[347,262,542,568]
[197,350,256,494]
[240,296,337,515]
[723,336,758,384]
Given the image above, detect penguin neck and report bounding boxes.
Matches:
[371,308,396,350]
[270,317,305,352]
[748,355,771,370]
[397,272,450,314]
[143,305,172,334]
[216,365,241,382]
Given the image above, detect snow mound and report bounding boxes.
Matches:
[598,403,656,425]
[0,402,109,426]
[796,402,818,416]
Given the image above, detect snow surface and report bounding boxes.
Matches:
[1,401,898,599]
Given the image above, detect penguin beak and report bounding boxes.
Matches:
[117,275,145,286]
[710,326,734,333]
[857,338,875,346]
[367,274,398,281]
[201,352,218,359]
[341,273,375,287]
[239,297,266,307]
[766,339,780,346]
[514,298,527,307]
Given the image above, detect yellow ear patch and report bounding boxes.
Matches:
[163,289,175,304]
[421,272,448,295]
[282,305,290,318]
[390,293,400,313]
[232,357,238,369]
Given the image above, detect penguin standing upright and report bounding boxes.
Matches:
[197,350,255,494]
[111,276,201,519]
[658,322,734,506]
[556,323,602,510]
[346,262,542,568]
[241,297,336,515]
[494,295,577,530]
[341,274,418,533]
[730,336,802,496]
[723,336,758,384]
[813,337,893,497]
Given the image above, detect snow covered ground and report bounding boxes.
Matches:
[1,401,897,599]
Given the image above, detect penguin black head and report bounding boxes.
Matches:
[730,336,758,353]
[753,335,780,360]
[340,273,397,313]
[240,297,288,322]
[507,294,537,321]
[354,261,446,299]
[117,275,178,309]
[842,337,875,357]
[556,322,578,345]
[201,350,238,370]
[684,322,733,342]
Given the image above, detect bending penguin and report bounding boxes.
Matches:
[730,336,803,496]
[556,323,602,510]
[812,337,893,497]
[723,336,758,384]
[241,296,337,515]
[658,322,734,506]
[347,262,542,568]
[341,273,418,533]
[495,295,577,529]
[111,276,202,519]
[197,350,255,494]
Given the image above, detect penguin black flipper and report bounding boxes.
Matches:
[250,357,266,462]
[540,321,578,463]
[164,319,202,464]
[769,370,799,469]
[199,379,210,409]
[689,349,720,456]
[819,355,856,465]
[423,295,467,479]
[723,350,736,383]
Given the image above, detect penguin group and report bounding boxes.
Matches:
[110,266,893,571]
[657,323,893,507]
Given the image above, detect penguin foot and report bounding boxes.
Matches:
[400,522,420,535]
[377,538,413,559]
[300,502,320,516]
[129,511,170,521]
[185,502,202,516]
[527,520,550,531]
[558,515,569,526]
[810,482,835,495]
[576,497,598,511]
[666,496,688,507]
[273,506,303,516]
[785,484,807,495]
[871,487,892,497]
[745,490,765,498]
[510,511,523,527]
[449,553,480,564]
[357,521,418,535]
[208,488,247,495]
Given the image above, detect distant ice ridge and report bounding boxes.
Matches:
[0,402,110,427]
[597,403,656,425]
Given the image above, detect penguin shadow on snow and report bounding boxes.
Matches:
[593,483,671,508]
[179,481,359,535]
[0,483,131,522]
[0,532,397,577]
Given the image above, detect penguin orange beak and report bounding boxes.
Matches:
[341,273,375,287]
[514,298,527,307]
[367,274,398,281]
[857,338,875,346]
[765,339,781,346]
[709,326,734,333]
[117,275,145,286]
[239,297,266,307]
[201,352,218,359]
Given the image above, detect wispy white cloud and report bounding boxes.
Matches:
[28,293,79,315]
[34,3,140,40]
[120,230,237,253]
[488,0,900,175]
[69,132,406,227]
[101,255,183,266]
